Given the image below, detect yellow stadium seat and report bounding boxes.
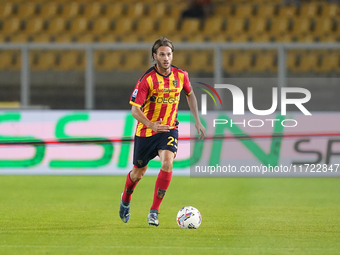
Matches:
[114,17,134,36]
[89,17,111,36]
[251,33,271,42]
[22,17,44,36]
[92,0,112,2]
[32,33,52,42]
[119,34,140,43]
[225,17,246,36]
[180,19,201,36]
[234,4,254,18]
[209,34,227,42]
[72,0,92,3]
[320,3,339,18]
[165,34,182,42]
[16,2,37,19]
[54,33,74,42]
[1,18,21,36]
[54,51,84,71]
[223,51,252,73]
[251,51,277,72]
[185,33,205,42]
[291,17,312,36]
[202,16,224,37]
[50,0,68,3]
[76,33,96,42]
[292,52,317,72]
[104,3,124,18]
[165,33,183,42]
[278,5,297,18]
[287,51,299,71]
[319,34,338,43]
[3,0,21,3]
[275,34,293,42]
[214,5,232,16]
[38,2,59,19]
[0,2,13,19]
[0,51,21,70]
[168,3,186,18]
[46,17,67,35]
[94,51,123,71]
[172,50,189,69]
[10,33,29,42]
[66,17,89,35]
[59,2,80,19]
[230,33,249,42]
[312,18,333,37]
[255,4,275,18]
[157,17,178,36]
[147,2,168,18]
[186,50,213,72]
[80,2,102,19]
[299,3,319,18]
[141,35,163,43]
[121,50,149,71]
[125,2,145,18]
[295,34,315,42]
[319,52,340,72]
[98,34,116,43]
[0,34,6,43]
[135,17,155,36]
[0,51,14,70]
[268,18,290,36]
[247,18,267,36]
[30,51,56,71]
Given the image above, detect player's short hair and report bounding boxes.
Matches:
[151,37,174,60]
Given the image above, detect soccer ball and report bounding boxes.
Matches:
[176,206,202,229]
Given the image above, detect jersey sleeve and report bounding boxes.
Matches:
[129,78,150,107]
[183,71,192,95]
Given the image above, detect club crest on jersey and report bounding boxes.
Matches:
[172,80,178,87]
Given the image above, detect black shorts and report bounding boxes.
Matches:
[133,129,178,168]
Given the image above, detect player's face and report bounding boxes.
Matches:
[154,46,173,72]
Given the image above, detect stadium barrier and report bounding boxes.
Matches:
[0,110,339,176]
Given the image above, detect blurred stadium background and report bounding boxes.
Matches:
[1,0,340,110]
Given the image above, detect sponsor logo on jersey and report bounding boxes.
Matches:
[156,96,180,104]
[155,88,178,93]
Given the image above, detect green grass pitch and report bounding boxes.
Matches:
[0,176,339,255]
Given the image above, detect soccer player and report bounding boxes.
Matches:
[119,37,205,226]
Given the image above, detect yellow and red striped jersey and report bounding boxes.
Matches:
[129,65,192,137]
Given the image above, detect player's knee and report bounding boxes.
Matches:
[161,160,173,172]
[131,168,146,182]
[131,174,143,182]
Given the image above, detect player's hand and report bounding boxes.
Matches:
[150,118,170,133]
[195,122,206,140]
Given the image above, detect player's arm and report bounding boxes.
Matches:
[131,105,170,133]
[185,91,206,140]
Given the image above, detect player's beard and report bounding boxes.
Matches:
[156,59,171,72]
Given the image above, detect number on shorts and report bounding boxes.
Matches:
[167,136,178,148]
